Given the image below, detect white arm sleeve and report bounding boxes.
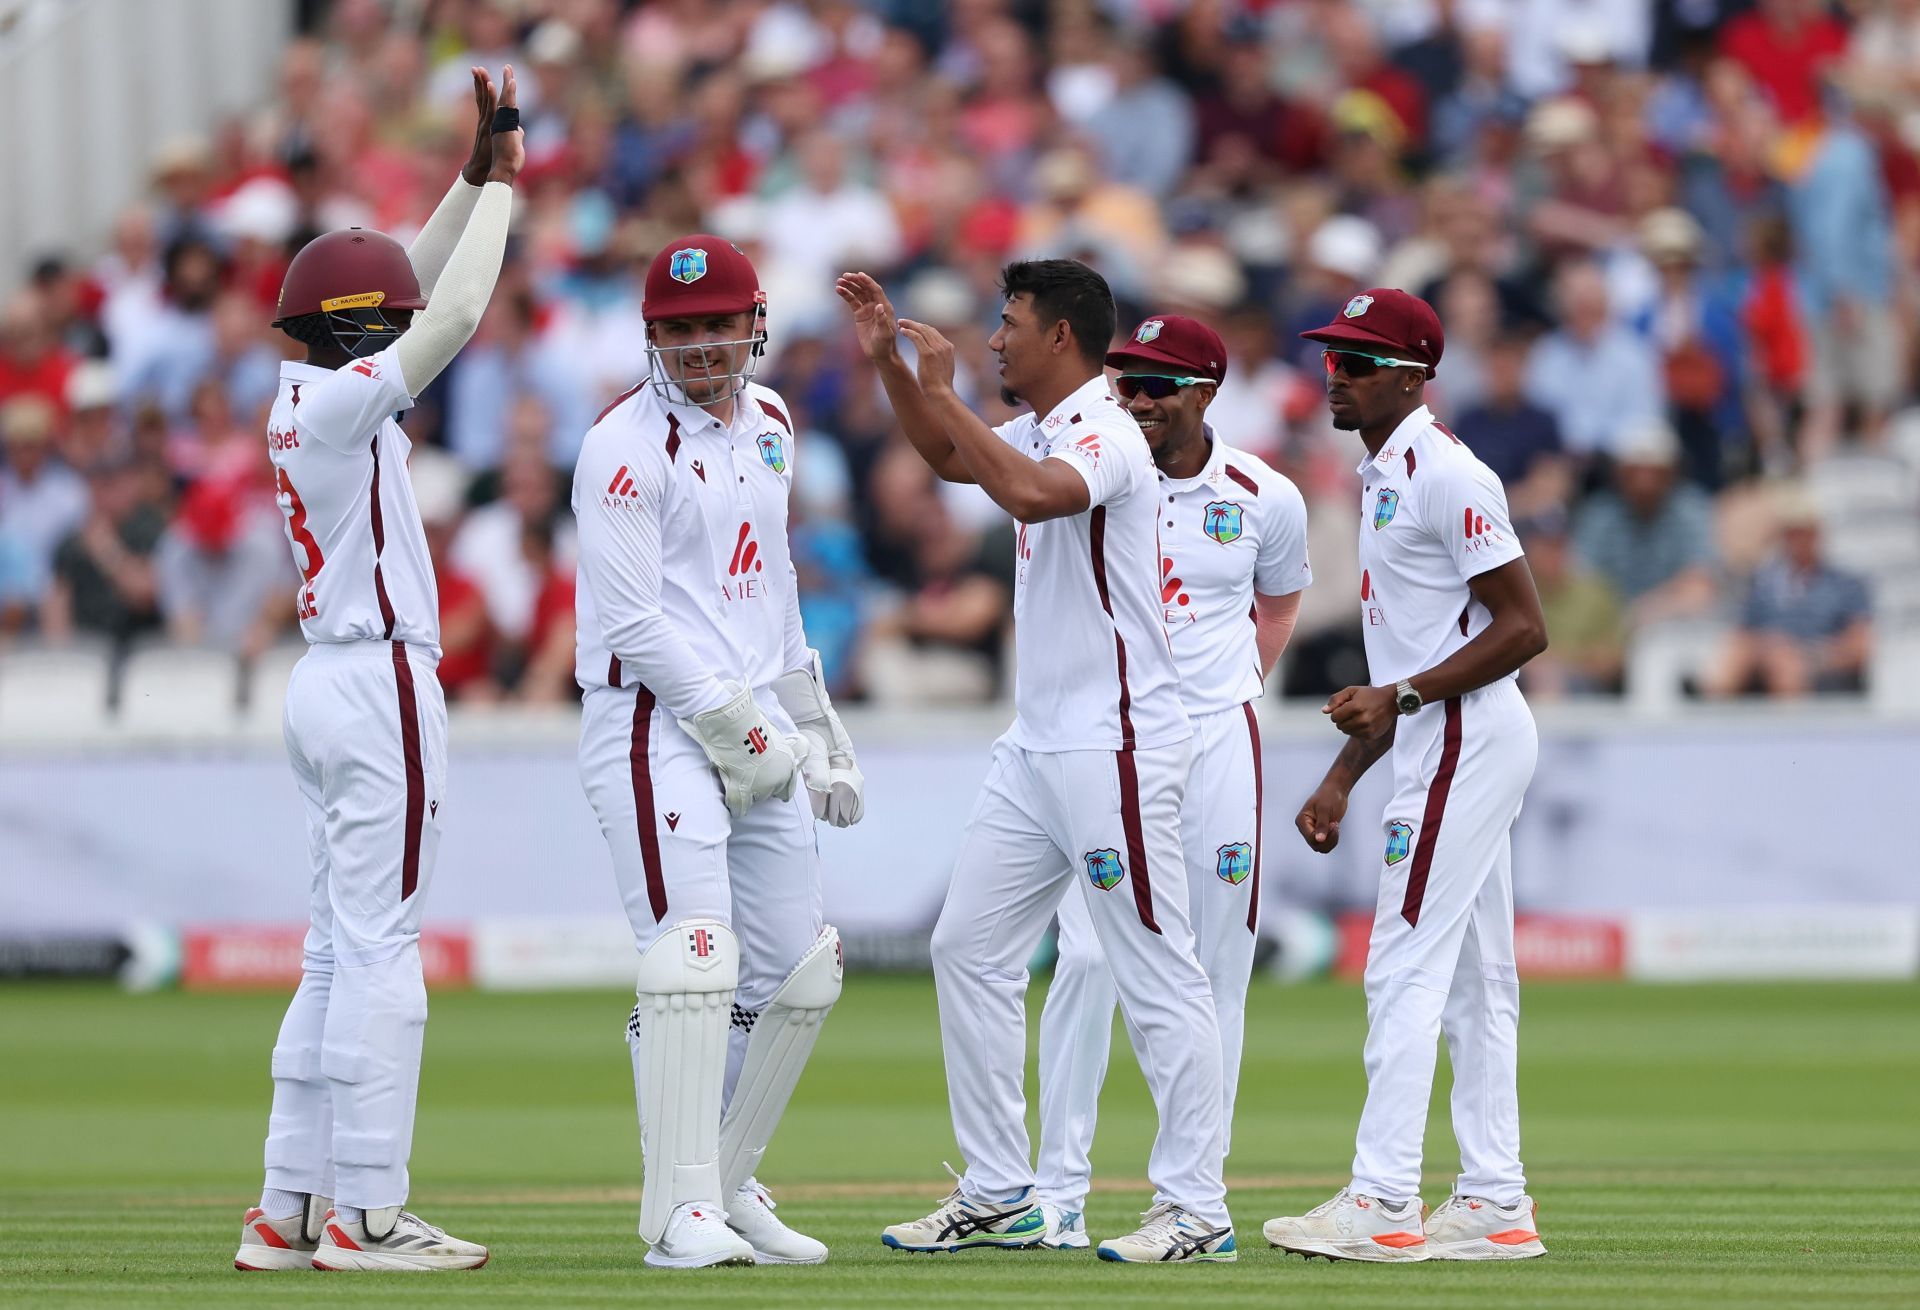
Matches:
[406,175,483,298]
[393,181,511,392]
[574,440,733,720]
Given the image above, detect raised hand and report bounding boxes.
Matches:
[461,66,498,186]
[836,272,901,364]
[486,64,525,186]
[896,317,957,398]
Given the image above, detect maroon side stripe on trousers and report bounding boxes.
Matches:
[629,686,668,921]
[1114,749,1162,934]
[1243,701,1263,934]
[1401,696,1463,927]
[389,641,425,901]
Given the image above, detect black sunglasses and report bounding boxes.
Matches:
[1114,373,1211,401]
[1321,348,1427,379]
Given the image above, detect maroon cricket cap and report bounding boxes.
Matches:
[1106,314,1229,384]
[643,234,763,322]
[1300,288,1444,373]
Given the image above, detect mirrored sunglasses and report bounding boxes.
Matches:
[1114,373,1211,401]
[1322,348,1427,379]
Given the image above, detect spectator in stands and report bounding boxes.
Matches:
[1718,0,1849,126]
[0,293,77,416]
[514,517,578,705]
[1518,508,1626,698]
[29,256,109,359]
[1573,419,1718,629]
[1457,328,1570,519]
[60,363,121,476]
[1525,258,1665,461]
[0,396,89,616]
[114,235,226,421]
[40,457,168,650]
[1636,207,1745,488]
[1702,489,1873,697]
[1084,32,1195,201]
[451,418,573,666]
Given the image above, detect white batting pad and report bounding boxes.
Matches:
[719,924,844,1197]
[630,918,738,1243]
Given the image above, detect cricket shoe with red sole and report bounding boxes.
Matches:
[1424,1193,1546,1259]
[727,1180,828,1264]
[311,1206,489,1271]
[233,1195,328,1270]
[646,1201,757,1269]
[1262,1188,1430,1262]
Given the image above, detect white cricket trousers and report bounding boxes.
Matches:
[1036,702,1264,1215]
[932,734,1228,1226]
[1351,677,1537,1207]
[262,640,446,1211]
[577,681,823,1098]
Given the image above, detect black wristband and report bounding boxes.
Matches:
[490,105,520,133]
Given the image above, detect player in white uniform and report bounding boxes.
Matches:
[572,236,863,1269]
[233,67,522,1274]
[1261,289,1551,1262]
[1034,315,1311,1249]
[840,263,1234,1264]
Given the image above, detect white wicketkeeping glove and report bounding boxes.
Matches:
[771,649,865,827]
[682,682,806,819]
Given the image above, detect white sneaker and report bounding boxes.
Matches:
[645,1201,756,1269]
[727,1180,827,1265]
[233,1195,327,1270]
[1424,1193,1546,1260]
[1039,1203,1090,1250]
[1095,1202,1236,1263]
[881,1164,1047,1253]
[1262,1188,1429,1262]
[310,1206,489,1271]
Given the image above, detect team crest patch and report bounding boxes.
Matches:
[1134,318,1164,344]
[756,432,786,473]
[1216,841,1253,886]
[1385,820,1414,866]
[669,247,709,284]
[1203,500,1244,544]
[1373,487,1400,530]
[1344,294,1374,318]
[1084,848,1124,892]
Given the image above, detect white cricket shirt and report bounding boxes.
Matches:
[1156,430,1312,716]
[1355,405,1525,686]
[993,374,1188,753]
[572,371,808,718]
[268,347,440,655]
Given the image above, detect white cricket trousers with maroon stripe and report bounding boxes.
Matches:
[1351,677,1536,1208]
[262,640,446,1211]
[931,734,1229,1226]
[577,682,823,1101]
[1036,702,1265,1216]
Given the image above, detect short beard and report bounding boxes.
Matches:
[999,384,1018,407]
[1331,410,1361,431]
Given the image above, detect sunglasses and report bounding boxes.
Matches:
[1322,349,1427,379]
[1114,373,1211,401]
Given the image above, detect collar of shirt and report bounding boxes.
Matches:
[651,360,767,442]
[1157,422,1224,493]
[1035,373,1117,440]
[1355,404,1434,477]
[280,359,334,381]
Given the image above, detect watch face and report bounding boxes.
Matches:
[1397,692,1421,714]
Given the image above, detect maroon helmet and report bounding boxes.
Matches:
[273,228,427,358]
[1107,314,1230,384]
[1299,288,1444,377]
[641,235,768,400]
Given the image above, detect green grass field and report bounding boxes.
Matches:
[2,975,1916,1309]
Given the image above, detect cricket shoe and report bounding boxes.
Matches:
[1095,1202,1236,1263]
[310,1206,489,1271]
[645,1201,756,1269]
[233,1194,328,1270]
[1424,1193,1546,1260]
[1262,1188,1429,1262]
[1039,1203,1090,1250]
[728,1180,828,1265]
[881,1164,1046,1253]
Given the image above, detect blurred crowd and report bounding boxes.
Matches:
[3,0,1918,706]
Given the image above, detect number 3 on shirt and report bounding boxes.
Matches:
[275,467,324,619]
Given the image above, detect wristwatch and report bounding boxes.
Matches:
[1394,679,1423,715]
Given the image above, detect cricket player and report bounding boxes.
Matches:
[840,263,1234,1263]
[1262,289,1550,1261]
[234,67,522,1272]
[1034,314,1311,1249]
[572,235,862,1268]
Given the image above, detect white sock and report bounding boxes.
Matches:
[336,1205,365,1225]
[259,1188,305,1220]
